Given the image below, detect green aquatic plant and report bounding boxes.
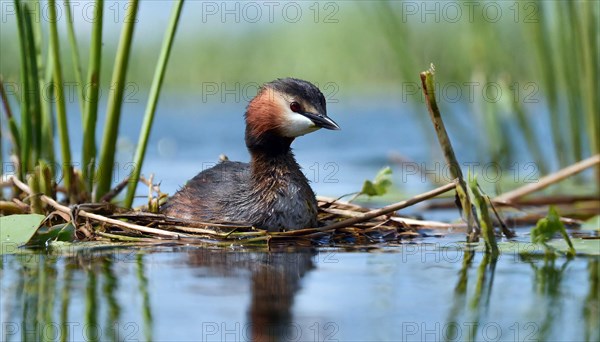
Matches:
[359,166,393,198]
[531,206,576,257]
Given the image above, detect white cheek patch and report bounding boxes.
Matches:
[280,111,320,138]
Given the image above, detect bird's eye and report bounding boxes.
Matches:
[290,102,301,113]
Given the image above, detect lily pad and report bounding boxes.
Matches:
[1,214,45,254]
[580,215,600,232]
[548,238,599,256]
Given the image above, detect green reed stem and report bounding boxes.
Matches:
[0,120,2,178]
[95,0,139,202]
[558,2,583,163]
[38,160,54,198]
[370,1,413,81]
[82,0,104,194]
[48,0,73,200]
[531,0,568,169]
[22,3,42,167]
[40,50,56,168]
[124,0,184,208]
[34,5,56,167]
[510,97,548,175]
[64,0,85,117]
[14,1,31,178]
[578,2,599,162]
[27,169,43,214]
[0,78,21,162]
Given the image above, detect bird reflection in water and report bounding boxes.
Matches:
[185,246,316,341]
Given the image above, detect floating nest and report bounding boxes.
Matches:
[6,176,457,248]
[7,162,599,249]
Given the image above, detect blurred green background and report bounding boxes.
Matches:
[3,1,585,89]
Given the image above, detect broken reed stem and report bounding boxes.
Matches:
[99,176,130,203]
[485,194,515,238]
[468,177,499,256]
[9,175,183,238]
[274,180,458,236]
[495,154,600,203]
[419,66,476,240]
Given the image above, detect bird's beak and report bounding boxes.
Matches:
[301,112,341,130]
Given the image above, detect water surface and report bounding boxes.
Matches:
[1,239,598,341]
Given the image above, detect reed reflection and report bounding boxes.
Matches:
[2,251,150,342]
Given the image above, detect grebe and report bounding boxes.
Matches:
[161,78,340,231]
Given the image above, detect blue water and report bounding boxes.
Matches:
[1,241,598,341]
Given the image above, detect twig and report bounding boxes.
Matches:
[317,195,369,211]
[139,175,163,194]
[485,194,515,238]
[147,174,154,203]
[9,175,183,238]
[275,180,457,235]
[425,194,600,209]
[320,206,451,228]
[495,154,600,203]
[100,176,130,202]
[388,217,452,229]
[0,200,26,214]
[96,231,159,243]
